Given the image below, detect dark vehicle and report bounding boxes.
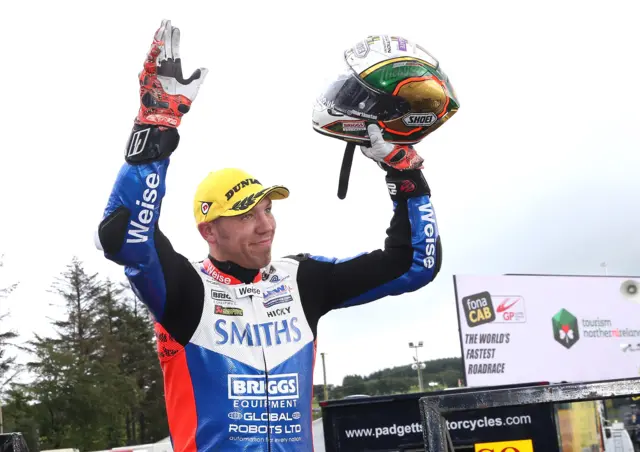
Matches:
[0,433,29,452]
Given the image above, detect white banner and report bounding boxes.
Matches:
[454,274,640,387]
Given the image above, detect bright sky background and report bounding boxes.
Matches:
[1,0,639,388]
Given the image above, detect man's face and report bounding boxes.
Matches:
[208,197,276,269]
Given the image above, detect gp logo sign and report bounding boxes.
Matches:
[474,439,533,452]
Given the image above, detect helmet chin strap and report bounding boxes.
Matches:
[337,142,356,199]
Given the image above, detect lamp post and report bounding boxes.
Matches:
[321,352,328,400]
[409,341,425,391]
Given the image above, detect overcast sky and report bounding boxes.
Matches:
[1,0,639,388]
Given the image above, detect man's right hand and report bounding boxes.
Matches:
[137,19,208,128]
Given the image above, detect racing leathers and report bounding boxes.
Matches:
[96,127,442,452]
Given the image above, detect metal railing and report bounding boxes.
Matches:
[419,377,640,451]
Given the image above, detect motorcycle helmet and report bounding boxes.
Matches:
[312,35,459,146]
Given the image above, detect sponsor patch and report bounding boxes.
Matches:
[266,306,291,318]
[263,284,292,301]
[264,295,293,308]
[236,286,262,298]
[215,305,243,316]
[228,374,300,400]
[201,202,211,215]
[211,289,232,301]
[342,121,366,132]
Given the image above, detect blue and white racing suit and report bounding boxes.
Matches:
[96,124,442,451]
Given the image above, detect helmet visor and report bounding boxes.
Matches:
[315,63,409,122]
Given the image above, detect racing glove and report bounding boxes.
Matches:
[360,124,425,171]
[137,19,208,128]
[126,19,208,164]
[360,125,430,200]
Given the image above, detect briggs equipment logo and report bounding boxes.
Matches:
[552,309,580,349]
[228,374,299,400]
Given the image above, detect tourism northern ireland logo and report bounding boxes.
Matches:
[552,309,580,349]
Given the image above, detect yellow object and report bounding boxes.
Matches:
[193,168,289,224]
[556,401,602,452]
[474,439,533,451]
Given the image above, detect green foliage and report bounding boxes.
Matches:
[315,357,464,402]
[3,257,168,451]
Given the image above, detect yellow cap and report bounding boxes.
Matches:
[193,168,289,224]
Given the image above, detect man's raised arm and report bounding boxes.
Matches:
[291,125,442,320]
[95,20,208,329]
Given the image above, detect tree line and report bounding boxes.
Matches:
[0,256,464,451]
[313,357,464,403]
[1,257,167,452]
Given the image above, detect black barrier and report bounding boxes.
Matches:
[419,377,640,451]
[443,404,558,451]
[320,382,559,452]
[0,433,29,452]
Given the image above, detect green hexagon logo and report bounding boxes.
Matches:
[552,309,580,349]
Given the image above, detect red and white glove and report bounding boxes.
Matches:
[137,19,208,128]
[360,125,424,171]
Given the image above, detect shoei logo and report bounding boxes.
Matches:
[462,291,496,327]
[552,308,580,349]
[402,113,437,127]
[228,374,299,400]
[474,439,533,452]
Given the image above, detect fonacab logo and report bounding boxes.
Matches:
[462,291,496,327]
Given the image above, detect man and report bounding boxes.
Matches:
[96,20,442,452]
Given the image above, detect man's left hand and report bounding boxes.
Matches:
[360,124,424,171]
